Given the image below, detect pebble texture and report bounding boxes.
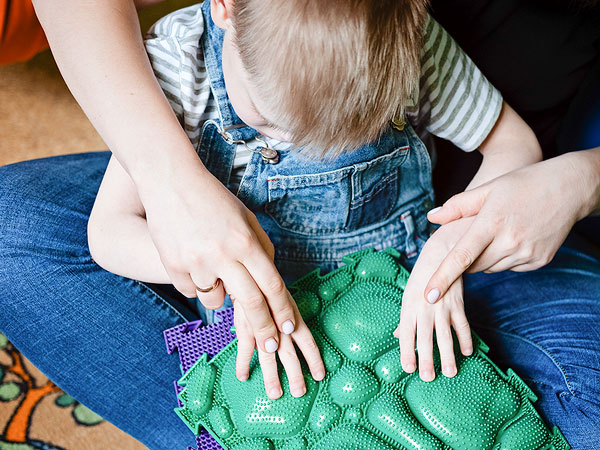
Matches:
[166,248,570,450]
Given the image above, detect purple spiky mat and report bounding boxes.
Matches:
[164,307,235,450]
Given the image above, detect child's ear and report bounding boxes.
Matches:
[211,0,235,30]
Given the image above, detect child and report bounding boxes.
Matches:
[87,0,541,401]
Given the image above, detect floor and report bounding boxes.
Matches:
[0,50,105,167]
[0,52,148,449]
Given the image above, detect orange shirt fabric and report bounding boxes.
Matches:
[0,0,48,65]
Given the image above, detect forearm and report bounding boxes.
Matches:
[468,102,542,190]
[88,211,170,283]
[87,156,170,283]
[561,147,600,218]
[32,0,202,187]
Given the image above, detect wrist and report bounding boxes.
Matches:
[564,148,600,220]
[129,141,210,197]
[477,102,542,169]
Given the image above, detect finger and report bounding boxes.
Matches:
[191,275,226,310]
[257,346,282,400]
[241,252,297,336]
[427,187,489,225]
[435,310,457,378]
[416,310,435,382]
[509,262,546,272]
[224,262,280,354]
[291,314,325,381]
[234,303,256,382]
[468,246,514,273]
[478,254,521,273]
[451,306,473,357]
[168,270,198,298]
[424,221,493,305]
[398,313,417,374]
[292,339,324,381]
[246,211,275,261]
[277,334,307,397]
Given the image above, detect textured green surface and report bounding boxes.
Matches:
[175,248,570,450]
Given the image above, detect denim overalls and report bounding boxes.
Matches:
[198,1,434,284]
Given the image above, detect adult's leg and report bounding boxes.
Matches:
[464,239,600,449]
[0,152,199,449]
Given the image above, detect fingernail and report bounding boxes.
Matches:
[292,386,306,397]
[315,370,325,380]
[265,338,278,353]
[443,366,457,377]
[282,320,295,335]
[427,288,440,303]
[427,206,442,215]
[405,363,415,373]
[269,388,282,399]
[421,370,435,382]
[237,373,248,382]
[463,347,473,356]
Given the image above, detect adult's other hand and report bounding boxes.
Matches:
[424,148,600,304]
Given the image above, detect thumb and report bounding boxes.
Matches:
[428,186,489,225]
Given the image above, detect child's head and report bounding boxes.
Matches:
[212,0,428,157]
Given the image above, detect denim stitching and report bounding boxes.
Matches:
[90,254,187,323]
[133,280,188,323]
[473,324,576,396]
[349,170,398,209]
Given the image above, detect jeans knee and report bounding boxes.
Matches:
[0,163,30,250]
[0,159,92,267]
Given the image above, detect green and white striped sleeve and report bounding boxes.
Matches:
[407,16,503,151]
[144,4,218,150]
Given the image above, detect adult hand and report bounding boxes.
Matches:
[424,149,600,304]
[138,160,325,397]
[233,296,324,399]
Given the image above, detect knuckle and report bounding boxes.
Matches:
[275,306,295,323]
[506,231,523,249]
[187,251,204,266]
[446,194,460,209]
[279,347,297,361]
[243,294,266,312]
[163,255,185,273]
[303,337,320,354]
[264,376,279,388]
[452,247,474,269]
[519,245,535,261]
[454,319,471,334]
[300,342,321,365]
[232,229,256,253]
[256,323,277,338]
[291,378,306,390]
[264,276,286,296]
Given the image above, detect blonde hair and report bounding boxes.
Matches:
[231,0,429,158]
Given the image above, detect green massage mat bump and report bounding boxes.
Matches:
[174,248,570,449]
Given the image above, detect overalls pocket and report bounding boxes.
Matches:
[264,145,411,236]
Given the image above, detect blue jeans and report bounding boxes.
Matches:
[0,152,599,449]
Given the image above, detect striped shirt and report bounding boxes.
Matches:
[145,5,502,190]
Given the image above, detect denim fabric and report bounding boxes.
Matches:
[463,243,600,449]
[1,154,599,449]
[0,2,598,448]
[195,0,434,283]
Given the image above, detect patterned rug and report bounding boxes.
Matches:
[0,333,146,450]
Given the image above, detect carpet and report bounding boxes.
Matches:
[0,333,146,450]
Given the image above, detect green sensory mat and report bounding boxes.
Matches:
[174,248,570,449]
